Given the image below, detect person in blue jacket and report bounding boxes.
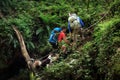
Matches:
[49,27,62,49]
[68,13,85,44]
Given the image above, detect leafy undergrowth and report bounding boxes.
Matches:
[0,0,120,80]
[36,16,120,80]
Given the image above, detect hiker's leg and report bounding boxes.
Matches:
[81,28,85,40]
[61,45,66,53]
[60,41,67,54]
[70,27,74,42]
[73,25,79,49]
[74,27,80,49]
[50,42,59,53]
[71,28,75,50]
[41,58,50,67]
[75,26,79,43]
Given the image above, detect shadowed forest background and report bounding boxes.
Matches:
[0,0,120,80]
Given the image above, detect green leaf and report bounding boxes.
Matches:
[29,42,35,49]
[36,28,43,35]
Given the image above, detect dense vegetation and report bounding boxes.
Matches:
[0,0,120,80]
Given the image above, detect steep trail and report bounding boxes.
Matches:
[34,26,95,80]
[76,26,94,52]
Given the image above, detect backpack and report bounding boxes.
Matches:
[68,15,84,28]
[54,30,60,40]
[49,27,61,43]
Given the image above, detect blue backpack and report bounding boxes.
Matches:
[49,27,62,43]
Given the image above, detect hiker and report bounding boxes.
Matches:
[58,26,70,54]
[32,54,59,69]
[49,27,62,50]
[48,27,62,63]
[30,29,63,69]
[68,13,85,44]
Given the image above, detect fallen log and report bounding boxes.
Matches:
[12,26,58,71]
[12,26,35,71]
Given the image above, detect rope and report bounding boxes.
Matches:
[83,11,109,31]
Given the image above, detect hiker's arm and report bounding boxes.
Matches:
[79,17,85,27]
[68,22,72,38]
[68,22,71,33]
[63,36,69,44]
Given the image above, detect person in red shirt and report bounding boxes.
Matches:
[58,27,69,53]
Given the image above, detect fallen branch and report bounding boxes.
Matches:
[12,26,34,71]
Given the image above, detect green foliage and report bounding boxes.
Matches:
[94,17,120,45]
[92,16,120,80]
[29,72,35,80]
[40,42,95,80]
[39,13,59,25]
[43,62,71,80]
[111,49,120,75]
[110,0,120,16]
[39,4,120,79]
[0,0,120,80]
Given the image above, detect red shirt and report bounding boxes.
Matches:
[58,31,66,42]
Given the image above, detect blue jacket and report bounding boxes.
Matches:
[49,27,62,43]
[68,17,84,32]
